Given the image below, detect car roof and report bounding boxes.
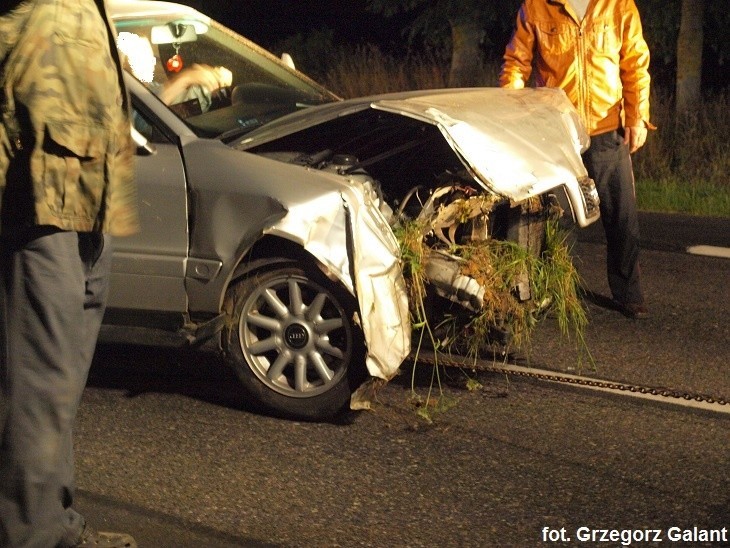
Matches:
[107,0,208,22]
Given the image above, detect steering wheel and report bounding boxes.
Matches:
[184,84,233,112]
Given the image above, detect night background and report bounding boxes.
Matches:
[172,1,408,52]
[172,0,728,94]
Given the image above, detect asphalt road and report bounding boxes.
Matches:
[76,212,729,547]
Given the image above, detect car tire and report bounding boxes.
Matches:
[223,264,366,421]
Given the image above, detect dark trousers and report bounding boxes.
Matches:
[582,130,644,305]
[0,227,112,548]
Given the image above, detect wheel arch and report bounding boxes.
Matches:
[225,235,349,297]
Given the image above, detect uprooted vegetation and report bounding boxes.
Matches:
[394,191,590,364]
[390,189,592,421]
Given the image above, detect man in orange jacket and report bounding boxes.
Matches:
[500,0,654,319]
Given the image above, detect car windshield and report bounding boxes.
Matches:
[114,11,338,139]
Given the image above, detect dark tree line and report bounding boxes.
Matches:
[366,0,728,112]
[175,0,728,112]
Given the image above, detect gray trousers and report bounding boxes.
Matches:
[0,227,112,548]
[582,130,645,305]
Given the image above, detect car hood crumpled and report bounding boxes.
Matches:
[371,87,590,203]
[240,87,591,206]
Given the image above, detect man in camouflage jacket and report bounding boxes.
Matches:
[0,0,138,546]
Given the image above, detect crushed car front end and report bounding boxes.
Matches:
[239,86,600,350]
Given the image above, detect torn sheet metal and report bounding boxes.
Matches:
[263,175,411,380]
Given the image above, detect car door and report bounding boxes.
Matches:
[106,89,189,314]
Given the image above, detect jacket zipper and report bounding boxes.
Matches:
[576,23,590,131]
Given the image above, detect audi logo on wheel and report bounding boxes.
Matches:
[284,324,309,349]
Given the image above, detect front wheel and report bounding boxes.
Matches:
[223,265,366,421]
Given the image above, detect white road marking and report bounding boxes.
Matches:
[485,362,730,415]
[686,245,730,259]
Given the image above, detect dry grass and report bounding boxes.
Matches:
[633,92,730,216]
[321,45,501,97]
[395,215,589,360]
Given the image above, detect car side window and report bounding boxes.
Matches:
[132,106,170,144]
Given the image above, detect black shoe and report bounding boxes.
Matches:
[71,525,137,548]
[616,301,649,319]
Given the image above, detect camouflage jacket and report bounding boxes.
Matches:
[0,0,138,236]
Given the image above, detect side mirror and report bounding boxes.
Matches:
[131,126,156,156]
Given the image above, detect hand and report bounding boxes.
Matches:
[177,64,232,93]
[160,64,232,105]
[624,125,647,153]
[191,64,232,92]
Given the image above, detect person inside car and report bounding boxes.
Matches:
[117,31,231,110]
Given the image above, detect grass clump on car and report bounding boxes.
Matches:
[395,205,589,361]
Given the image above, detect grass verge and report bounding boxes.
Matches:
[637,178,730,217]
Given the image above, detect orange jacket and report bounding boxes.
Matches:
[500,0,653,136]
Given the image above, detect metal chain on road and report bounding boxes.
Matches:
[413,352,729,406]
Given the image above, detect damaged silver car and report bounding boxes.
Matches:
[105,0,600,420]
